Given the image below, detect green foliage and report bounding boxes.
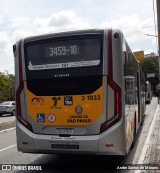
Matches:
[0,72,15,102]
[139,55,159,94]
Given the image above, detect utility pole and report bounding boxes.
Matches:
[156,0,160,81]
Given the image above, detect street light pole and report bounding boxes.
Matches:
[145,34,158,37]
[156,0,160,81]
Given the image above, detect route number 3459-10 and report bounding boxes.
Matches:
[81,95,101,101]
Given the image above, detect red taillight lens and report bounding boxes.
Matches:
[16,40,33,132]
[100,81,122,133]
[113,82,122,116]
[100,29,122,133]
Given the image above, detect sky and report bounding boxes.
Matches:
[0,0,158,74]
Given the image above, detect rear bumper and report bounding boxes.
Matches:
[16,119,126,155]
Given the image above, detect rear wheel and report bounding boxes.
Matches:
[11,110,16,116]
[131,112,137,149]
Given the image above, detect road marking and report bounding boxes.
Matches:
[0,145,16,152]
[0,127,16,133]
[135,105,159,173]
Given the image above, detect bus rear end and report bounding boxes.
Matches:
[14,29,126,155]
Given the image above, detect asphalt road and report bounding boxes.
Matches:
[0,114,15,124]
[0,127,126,173]
[0,97,158,173]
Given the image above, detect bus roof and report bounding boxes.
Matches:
[22,28,123,43]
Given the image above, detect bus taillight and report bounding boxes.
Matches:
[100,29,122,133]
[16,40,33,132]
[100,81,122,133]
[114,84,121,116]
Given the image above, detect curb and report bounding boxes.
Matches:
[0,120,16,131]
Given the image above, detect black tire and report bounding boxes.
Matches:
[11,110,16,116]
[140,114,145,126]
[131,113,136,149]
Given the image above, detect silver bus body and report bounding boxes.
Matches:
[13,28,145,155]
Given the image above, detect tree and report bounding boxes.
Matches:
[0,72,15,102]
[139,54,159,94]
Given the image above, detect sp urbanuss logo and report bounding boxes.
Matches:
[51,97,61,109]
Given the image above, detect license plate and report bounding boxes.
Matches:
[51,144,79,149]
[56,128,73,135]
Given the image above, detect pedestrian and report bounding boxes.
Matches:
[158,88,160,104]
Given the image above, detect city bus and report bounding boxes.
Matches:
[13,28,146,155]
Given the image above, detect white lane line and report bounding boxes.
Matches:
[0,127,16,133]
[0,145,16,152]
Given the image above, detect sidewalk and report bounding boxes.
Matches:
[0,120,15,131]
[143,103,160,164]
[136,102,160,173]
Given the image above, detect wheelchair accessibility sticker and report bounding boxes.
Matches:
[37,113,45,122]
